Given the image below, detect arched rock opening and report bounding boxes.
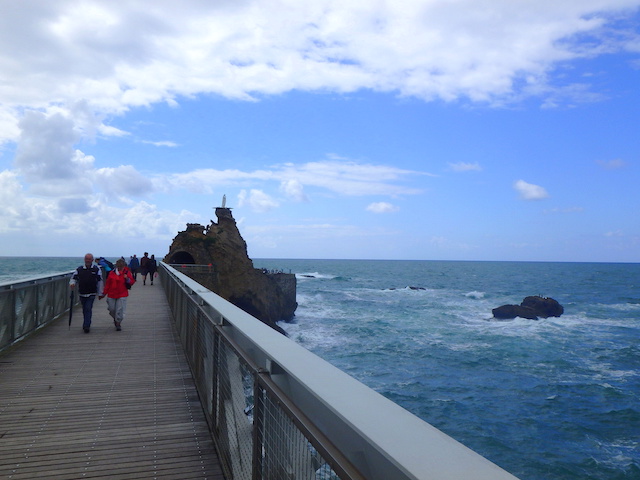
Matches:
[167,251,196,264]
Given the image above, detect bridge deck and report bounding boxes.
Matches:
[0,276,224,479]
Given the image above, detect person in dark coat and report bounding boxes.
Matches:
[147,254,158,285]
[69,253,103,333]
[128,254,140,280]
[140,252,150,285]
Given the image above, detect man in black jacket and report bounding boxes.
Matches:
[70,253,104,333]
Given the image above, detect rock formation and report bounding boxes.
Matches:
[492,296,564,320]
[164,207,297,334]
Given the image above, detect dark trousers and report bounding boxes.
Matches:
[80,295,96,329]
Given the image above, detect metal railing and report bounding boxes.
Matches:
[0,272,74,354]
[168,263,217,275]
[159,262,519,480]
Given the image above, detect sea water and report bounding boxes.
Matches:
[254,259,640,480]
[0,256,79,284]
[1,257,639,480]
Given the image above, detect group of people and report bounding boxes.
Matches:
[126,252,157,285]
[69,252,158,333]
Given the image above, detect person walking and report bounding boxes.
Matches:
[128,254,140,280]
[147,254,158,285]
[140,252,150,285]
[69,253,103,333]
[100,258,134,331]
[96,256,114,281]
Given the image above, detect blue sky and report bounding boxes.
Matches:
[0,1,639,262]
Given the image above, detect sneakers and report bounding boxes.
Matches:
[83,327,90,333]
[115,322,122,331]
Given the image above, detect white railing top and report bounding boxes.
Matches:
[0,271,74,289]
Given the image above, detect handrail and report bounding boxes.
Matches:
[159,262,519,480]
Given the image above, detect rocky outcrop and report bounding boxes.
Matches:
[164,208,297,334]
[492,304,539,320]
[492,296,563,320]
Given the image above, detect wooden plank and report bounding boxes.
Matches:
[0,277,225,479]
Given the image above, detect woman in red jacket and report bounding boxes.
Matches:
[100,258,135,331]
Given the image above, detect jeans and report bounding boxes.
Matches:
[80,295,96,329]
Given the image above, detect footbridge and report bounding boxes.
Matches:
[0,263,519,480]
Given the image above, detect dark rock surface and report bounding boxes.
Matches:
[164,208,297,334]
[492,296,564,320]
[520,296,564,318]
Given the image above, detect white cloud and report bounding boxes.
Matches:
[166,168,275,194]
[165,159,425,197]
[280,179,308,202]
[366,202,399,214]
[449,162,482,172]
[96,165,155,197]
[0,171,28,231]
[58,197,92,214]
[237,189,279,213]
[514,179,549,200]
[142,140,179,147]
[276,160,427,196]
[99,124,130,137]
[14,111,81,182]
[0,169,195,241]
[0,0,637,148]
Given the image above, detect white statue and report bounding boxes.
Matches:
[222,194,226,208]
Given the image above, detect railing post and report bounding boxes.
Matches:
[10,287,16,347]
[252,376,265,480]
[211,329,220,430]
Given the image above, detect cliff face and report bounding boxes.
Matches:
[164,208,297,334]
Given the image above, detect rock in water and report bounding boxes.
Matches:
[164,207,297,334]
[492,296,563,320]
[520,296,564,317]
[491,304,539,320]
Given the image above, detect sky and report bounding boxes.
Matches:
[0,1,639,262]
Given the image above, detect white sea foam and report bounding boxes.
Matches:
[379,286,436,295]
[464,291,486,299]
[586,361,638,380]
[604,302,640,312]
[295,272,338,280]
[278,318,348,351]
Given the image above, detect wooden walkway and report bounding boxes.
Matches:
[0,276,225,479]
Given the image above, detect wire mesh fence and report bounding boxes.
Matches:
[255,384,343,480]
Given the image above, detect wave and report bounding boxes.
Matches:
[380,286,434,293]
[295,272,346,281]
[604,302,640,311]
[464,291,486,299]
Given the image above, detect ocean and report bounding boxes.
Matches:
[2,257,639,480]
